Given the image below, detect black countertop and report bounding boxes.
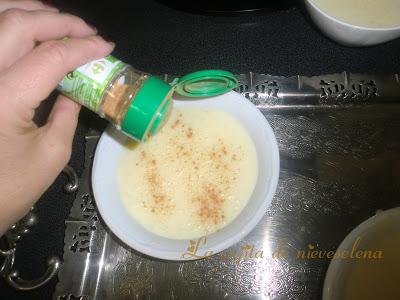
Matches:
[1,0,399,299]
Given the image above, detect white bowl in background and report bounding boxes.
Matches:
[92,91,280,261]
[304,0,400,46]
[323,207,400,300]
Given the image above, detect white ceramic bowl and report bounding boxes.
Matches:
[323,207,400,300]
[304,0,400,46]
[92,91,280,261]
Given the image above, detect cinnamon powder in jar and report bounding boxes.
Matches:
[102,83,136,124]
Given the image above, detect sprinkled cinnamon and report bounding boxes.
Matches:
[141,152,175,215]
[136,108,241,226]
[186,127,193,138]
[171,118,181,129]
[193,184,226,225]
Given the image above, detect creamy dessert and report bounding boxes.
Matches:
[118,106,258,239]
[311,0,400,28]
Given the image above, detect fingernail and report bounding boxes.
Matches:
[44,5,59,11]
[43,6,59,12]
[86,21,97,33]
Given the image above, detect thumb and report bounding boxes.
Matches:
[42,94,81,168]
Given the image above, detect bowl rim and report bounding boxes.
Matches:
[305,0,400,31]
[91,91,280,260]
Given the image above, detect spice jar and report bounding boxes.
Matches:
[57,55,172,141]
[57,55,238,141]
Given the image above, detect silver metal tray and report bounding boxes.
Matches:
[54,72,400,300]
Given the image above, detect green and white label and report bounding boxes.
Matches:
[58,55,125,112]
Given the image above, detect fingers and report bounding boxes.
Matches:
[0,94,80,233]
[43,95,80,163]
[0,0,58,13]
[0,35,114,111]
[0,9,96,71]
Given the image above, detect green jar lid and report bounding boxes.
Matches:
[174,69,238,97]
[121,76,173,141]
[120,69,237,141]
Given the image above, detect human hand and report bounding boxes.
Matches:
[0,0,115,235]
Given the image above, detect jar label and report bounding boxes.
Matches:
[57,55,125,112]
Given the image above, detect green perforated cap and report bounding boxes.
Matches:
[121,76,173,141]
[174,69,238,97]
